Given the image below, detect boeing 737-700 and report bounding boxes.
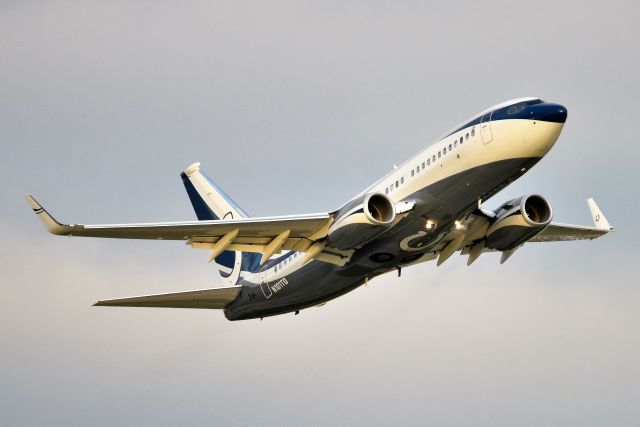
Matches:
[27,97,613,320]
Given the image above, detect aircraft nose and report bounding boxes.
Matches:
[531,103,567,123]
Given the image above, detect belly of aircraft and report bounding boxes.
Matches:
[225,157,540,320]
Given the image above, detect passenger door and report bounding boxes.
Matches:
[480,110,494,144]
[259,271,272,299]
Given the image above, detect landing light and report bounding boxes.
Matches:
[455,220,464,230]
[425,220,436,230]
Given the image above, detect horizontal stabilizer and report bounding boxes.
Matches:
[94,286,242,309]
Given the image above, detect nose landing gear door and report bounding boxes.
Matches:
[480,110,494,144]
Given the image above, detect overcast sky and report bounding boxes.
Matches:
[1,1,639,425]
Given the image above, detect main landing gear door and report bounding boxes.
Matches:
[480,110,494,144]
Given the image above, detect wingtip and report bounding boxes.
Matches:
[25,194,43,211]
[586,197,613,231]
[25,195,70,235]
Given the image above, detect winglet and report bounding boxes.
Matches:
[587,198,613,231]
[25,195,71,235]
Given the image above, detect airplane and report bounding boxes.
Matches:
[27,97,613,321]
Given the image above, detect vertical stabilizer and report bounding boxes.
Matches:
[181,162,250,220]
[181,162,260,283]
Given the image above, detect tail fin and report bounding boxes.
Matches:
[181,162,250,220]
[181,162,260,283]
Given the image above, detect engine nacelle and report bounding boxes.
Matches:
[485,194,553,251]
[327,193,396,249]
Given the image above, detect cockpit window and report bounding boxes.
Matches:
[508,102,527,114]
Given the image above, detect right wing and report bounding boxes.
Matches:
[27,195,334,264]
[94,286,241,309]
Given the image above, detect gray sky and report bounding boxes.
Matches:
[1,1,639,425]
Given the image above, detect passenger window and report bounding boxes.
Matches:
[466,133,469,140]
[460,137,463,144]
[449,144,452,151]
[427,158,431,166]
[396,180,399,188]
[416,165,420,172]
[422,162,425,169]
[432,155,436,162]
[385,187,389,194]
[454,140,457,148]
[401,177,404,184]
[443,147,447,155]
[438,151,441,158]
[411,170,415,177]
[471,128,475,137]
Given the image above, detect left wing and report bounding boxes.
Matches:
[420,198,613,267]
[27,195,334,264]
[529,198,613,242]
[529,223,609,242]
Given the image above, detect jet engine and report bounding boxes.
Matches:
[327,193,396,249]
[485,194,553,251]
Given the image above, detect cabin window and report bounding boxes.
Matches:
[432,155,436,162]
[465,132,469,140]
[454,140,457,148]
[411,169,415,177]
[396,180,399,188]
[443,147,447,155]
[427,158,431,166]
[449,143,452,151]
[385,187,389,194]
[275,265,278,272]
[401,177,404,184]
[460,136,463,144]
[438,151,441,158]
[471,128,475,137]
[422,162,425,169]
[417,165,420,172]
